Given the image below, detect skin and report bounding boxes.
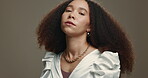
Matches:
[61,0,96,72]
[61,0,90,37]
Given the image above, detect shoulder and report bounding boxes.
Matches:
[42,52,56,71]
[90,50,120,77]
[99,51,120,65]
[93,51,120,69]
[42,52,56,62]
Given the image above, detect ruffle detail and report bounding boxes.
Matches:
[42,52,56,71]
[90,51,120,78]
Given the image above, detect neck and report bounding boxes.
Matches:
[65,35,89,58]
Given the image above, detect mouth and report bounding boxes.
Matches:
[65,21,76,26]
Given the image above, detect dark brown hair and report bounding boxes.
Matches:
[37,0,135,76]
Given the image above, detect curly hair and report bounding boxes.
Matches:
[36,0,135,75]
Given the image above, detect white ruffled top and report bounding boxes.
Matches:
[40,49,121,78]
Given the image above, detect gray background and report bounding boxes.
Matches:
[0,0,147,78]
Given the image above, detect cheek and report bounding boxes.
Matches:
[61,14,66,31]
[79,17,90,26]
[61,14,65,22]
[61,13,67,21]
[61,14,67,27]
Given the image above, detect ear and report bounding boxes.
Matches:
[86,25,91,32]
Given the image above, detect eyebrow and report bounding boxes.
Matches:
[67,5,88,13]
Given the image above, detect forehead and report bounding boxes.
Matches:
[68,0,89,11]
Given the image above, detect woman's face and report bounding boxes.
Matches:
[61,0,90,37]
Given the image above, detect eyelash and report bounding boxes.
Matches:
[65,9,85,16]
[79,13,85,16]
[65,9,72,12]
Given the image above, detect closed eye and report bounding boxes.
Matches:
[65,9,72,12]
[79,12,85,16]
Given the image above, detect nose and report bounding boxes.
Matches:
[68,12,75,20]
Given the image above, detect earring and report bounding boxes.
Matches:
[87,32,90,37]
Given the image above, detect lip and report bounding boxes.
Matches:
[65,21,76,26]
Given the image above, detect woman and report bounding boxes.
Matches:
[37,0,135,78]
